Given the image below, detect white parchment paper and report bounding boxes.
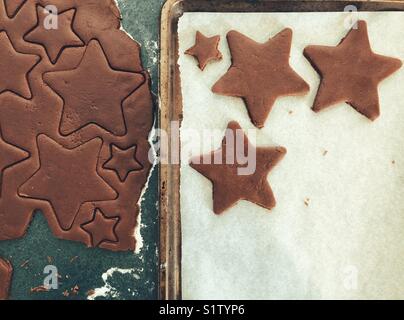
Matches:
[178,12,404,299]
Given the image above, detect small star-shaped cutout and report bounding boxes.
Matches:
[190,121,286,214]
[43,40,144,136]
[19,135,117,231]
[0,31,39,99]
[25,6,83,63]
[104,144,143,182]
[81,209,119,247]
[0,128,29,196]
[212,29,309,128]
[185,31,222,70]
[304,20,402,120]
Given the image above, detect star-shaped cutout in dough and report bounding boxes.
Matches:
[190,121,286,214]
[185,31,222,70]
[103,144,143,182]
[304,20,402,120]
[25,6,83,63]
[19,135,117,231]
[212,29,309,128]
[0,128,29,197]
[81,209,119,247]
[43,40,145,136]
[4,0,26,18]
[0,31,39,99]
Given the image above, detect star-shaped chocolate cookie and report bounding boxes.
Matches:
[25,6,83,63]
[81,209,119,247]
[190,121,286,214]
[212,29,309,128]
[103,144,143,182]
[185,31,222,70]
[304,20,402,120]
[0,31,39,99]
[19,135,117,231]
[43,40,144,136]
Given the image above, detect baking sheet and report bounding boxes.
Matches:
[178,11,404,299]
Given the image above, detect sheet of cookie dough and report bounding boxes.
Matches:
[178,12,404,299]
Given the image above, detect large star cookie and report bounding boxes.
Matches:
[304,20,402,120]
[190,121,286,214]
[44,40,144,136]
[212,29,309,128]
[19,135,117,231]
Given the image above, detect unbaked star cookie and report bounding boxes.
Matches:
[212,29,309,128]
[43,40,144,136]
[103,144,143,182]
[190,121,286,214]
[25,6,83,63]
[19,135,117,231]
[304,20,402,120]
[185,31,222,70]
[81,209,119,248]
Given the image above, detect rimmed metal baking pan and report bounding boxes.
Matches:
[159,0,404,300]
